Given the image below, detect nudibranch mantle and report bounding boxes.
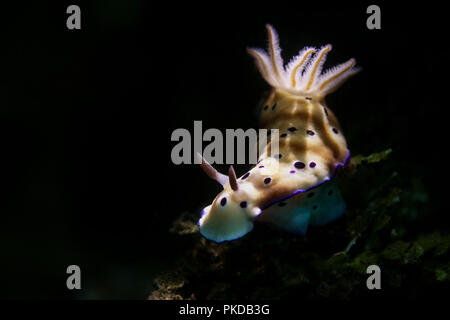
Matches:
[198,25,359,243]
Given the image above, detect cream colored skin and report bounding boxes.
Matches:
[199,182,262,243]
[198,25,358,242]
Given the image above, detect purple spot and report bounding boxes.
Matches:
[280,133,287,138]
[290,170,296,174]
[240,201,247,208]
[306,130,315,136]
[309,162,316,168]
[264,177,272,184]
[294,161,305,169]
[306,97,312,101]
[288,127,297,132]
[332,127,339,134]
[220,197,227,206]
[259,165,264,168]
[241,172,250,180]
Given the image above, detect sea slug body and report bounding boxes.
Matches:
[198,25,360,243]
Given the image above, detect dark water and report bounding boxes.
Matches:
[0,2,448,299]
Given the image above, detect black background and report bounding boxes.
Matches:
[0,1,448,299]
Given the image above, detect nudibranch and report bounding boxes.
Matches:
[198,25,360,243]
